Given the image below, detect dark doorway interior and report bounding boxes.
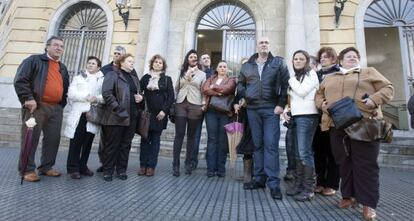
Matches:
[196,30,223,69]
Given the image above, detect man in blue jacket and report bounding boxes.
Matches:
[14,36,69,182]
[235,36,289,200]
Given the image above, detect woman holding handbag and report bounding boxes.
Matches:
[64,56,104,179]
[138,54,174,177]
[101,53,143,182]
[284,50,319,201]
[315,47,394,220]
[202,61,236,177]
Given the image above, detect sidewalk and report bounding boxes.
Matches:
[0,147,412,221]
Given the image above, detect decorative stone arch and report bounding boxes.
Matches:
[183,0,265,52]
[46,0,114,64]
[354,0,373,67]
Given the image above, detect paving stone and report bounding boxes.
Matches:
[0,147,413,220]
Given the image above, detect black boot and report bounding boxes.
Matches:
[294,165,315,201]
[286,162,304,196]
[172,166,180,177]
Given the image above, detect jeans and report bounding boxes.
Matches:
[205,109,230,174]
[140,130,162,169]
[247,108,281,189]
[293,115,319,167]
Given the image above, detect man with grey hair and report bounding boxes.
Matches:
[235,36,289,200]
[14,35,69,182]
[100,45,126,75]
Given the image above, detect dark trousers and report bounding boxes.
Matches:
[18,103,63,173]
[330,128,380,209]
[66,113,95,173]
[101,113,137,175]
[205,110,230,174]
[172,116,201,168]
[140,130,162,169]
[191,115,204,168]
[313,126,340,189]
[284,124,297,173]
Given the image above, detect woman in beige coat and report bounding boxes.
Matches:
[315,47,393,220]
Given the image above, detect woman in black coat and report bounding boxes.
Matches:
[101,53,143,182]
[138,54,174,177]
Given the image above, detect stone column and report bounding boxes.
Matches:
[143,0,170,74]
[285,0,306,71]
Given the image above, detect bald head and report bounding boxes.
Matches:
[257,37,270,55]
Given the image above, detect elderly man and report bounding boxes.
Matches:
[100,45,127,75]
[14,36,70,182]
[235,36,289,199]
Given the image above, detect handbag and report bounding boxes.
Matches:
[86,104,105,124]
[345,117,393,143]
[136,99,150,139]
[209,95,235,113]
[327,72,363,129]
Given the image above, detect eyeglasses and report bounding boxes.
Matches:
[114,52,121,55]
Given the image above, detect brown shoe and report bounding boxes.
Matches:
[322,188,336,196]
[314,186,324,193]
[363,206,376,220]
[40,169,61,177]
[23,171,40,182]
[146,168,155,177]
[338,198,357,209]
[137,167,146,176]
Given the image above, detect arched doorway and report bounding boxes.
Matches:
[57,1,108,77]
[363,0,414,129]
[195,1,256,76]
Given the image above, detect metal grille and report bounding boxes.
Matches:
[197,2,255,30]
[58,2,107,78]
[223,30,255,77]
[364,0,414,27]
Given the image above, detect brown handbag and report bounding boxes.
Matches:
[86,104,105,124]
[136,100,150,139]
[209,95,235,113]
[344,117,393,143]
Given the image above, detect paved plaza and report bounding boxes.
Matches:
[0,147,412,221]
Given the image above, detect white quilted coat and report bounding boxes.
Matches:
[64,71,104,139]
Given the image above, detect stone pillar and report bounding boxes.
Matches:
[143,0,170,74]
[285,0,306,71]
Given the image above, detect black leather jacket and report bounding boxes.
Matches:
[237,52,289,109]
[101,69,140,126]
[14,53,69,107]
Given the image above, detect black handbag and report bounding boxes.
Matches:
[86,104,105,124]
[327,72,362,129]
[344,118,393,143]
[209,95,234,113]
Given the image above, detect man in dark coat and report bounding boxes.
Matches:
[14,36,69,182]
[100,45,126,75]
[235,36,289,200]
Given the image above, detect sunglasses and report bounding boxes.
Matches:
[114,52,121,55]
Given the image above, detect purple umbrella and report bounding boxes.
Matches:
[224,119,244,177]
[20,116,36,184]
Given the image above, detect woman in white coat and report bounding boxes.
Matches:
[284,50,320,201]
[64,56,104,179]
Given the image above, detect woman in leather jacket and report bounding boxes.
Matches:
[101,53,143,182]
[202,61,236,177]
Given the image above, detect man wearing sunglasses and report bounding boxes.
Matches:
[100,45,127,75]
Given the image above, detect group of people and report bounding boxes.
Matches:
[13,35,395,221]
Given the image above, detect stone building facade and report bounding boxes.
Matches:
[0,0,412,129]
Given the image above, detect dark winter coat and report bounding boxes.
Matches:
[14,53,69,107]
[101,69,140,126]
[237,52,290,109]
[140,73,174,131]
